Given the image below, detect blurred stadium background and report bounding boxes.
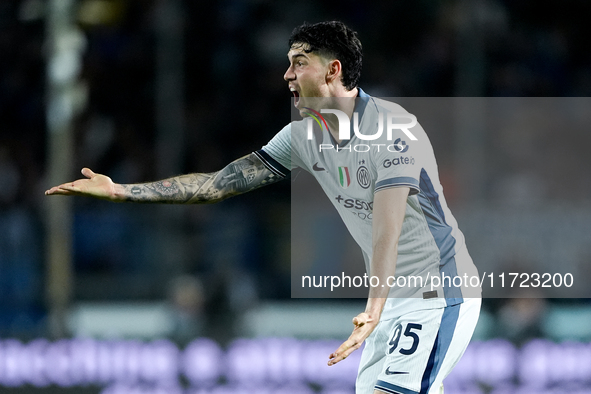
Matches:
[1,0,591,393]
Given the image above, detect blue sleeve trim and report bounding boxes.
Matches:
[254,149,290,178]
[375,177,420,195]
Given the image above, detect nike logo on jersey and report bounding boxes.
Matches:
[312,162,326,171]
[385,367,409,375]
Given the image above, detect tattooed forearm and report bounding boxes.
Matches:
[118,153,283,204]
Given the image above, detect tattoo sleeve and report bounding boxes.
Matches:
[119,153,284,204]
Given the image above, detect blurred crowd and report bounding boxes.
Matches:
[1,0,591,341]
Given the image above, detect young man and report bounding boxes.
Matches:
[47,21,480,394]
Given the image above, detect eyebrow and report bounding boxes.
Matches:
[288,53,308,61]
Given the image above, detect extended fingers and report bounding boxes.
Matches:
[328,339,362,366]
[45,187,71,195]
[45,168,93,196]
[59,183,82,193]
[45,187,60,195]
[45,184,67,195]
[45,182,81,195]
[328,313,379,366]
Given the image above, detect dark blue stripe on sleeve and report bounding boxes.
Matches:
[254,149,290,178]
[375,177,420,195]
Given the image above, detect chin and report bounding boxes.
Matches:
[296,99,313,112]
[294,99,307,115]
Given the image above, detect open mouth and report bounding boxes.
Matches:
[291,89,300,107]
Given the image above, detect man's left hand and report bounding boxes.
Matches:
[328,312,378,366]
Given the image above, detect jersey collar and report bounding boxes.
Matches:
[356,87,370,126]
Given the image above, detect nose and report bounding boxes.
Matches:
[284,65,295,81]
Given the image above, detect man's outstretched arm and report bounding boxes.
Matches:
[45,153,284,204]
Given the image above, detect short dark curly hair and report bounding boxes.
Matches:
[288,21,362,91]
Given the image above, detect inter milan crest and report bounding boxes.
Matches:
[338,166,351,188]
[357,165,371,189]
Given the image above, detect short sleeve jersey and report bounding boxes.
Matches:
[256,89,480,318]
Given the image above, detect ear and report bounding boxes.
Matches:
[326,59,342,84]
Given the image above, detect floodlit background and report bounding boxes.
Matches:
[1,0,591,393]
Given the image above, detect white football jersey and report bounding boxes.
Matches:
[256,89,480,318]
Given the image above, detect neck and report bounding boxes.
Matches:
[325,87,358,143]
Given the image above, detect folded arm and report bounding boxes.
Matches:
[45,152,284,204]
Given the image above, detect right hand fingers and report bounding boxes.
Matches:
[45,186,75,195]
[45,168,96,195]
[45,182,83,195]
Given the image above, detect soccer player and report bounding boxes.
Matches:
[46,21,481,394]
